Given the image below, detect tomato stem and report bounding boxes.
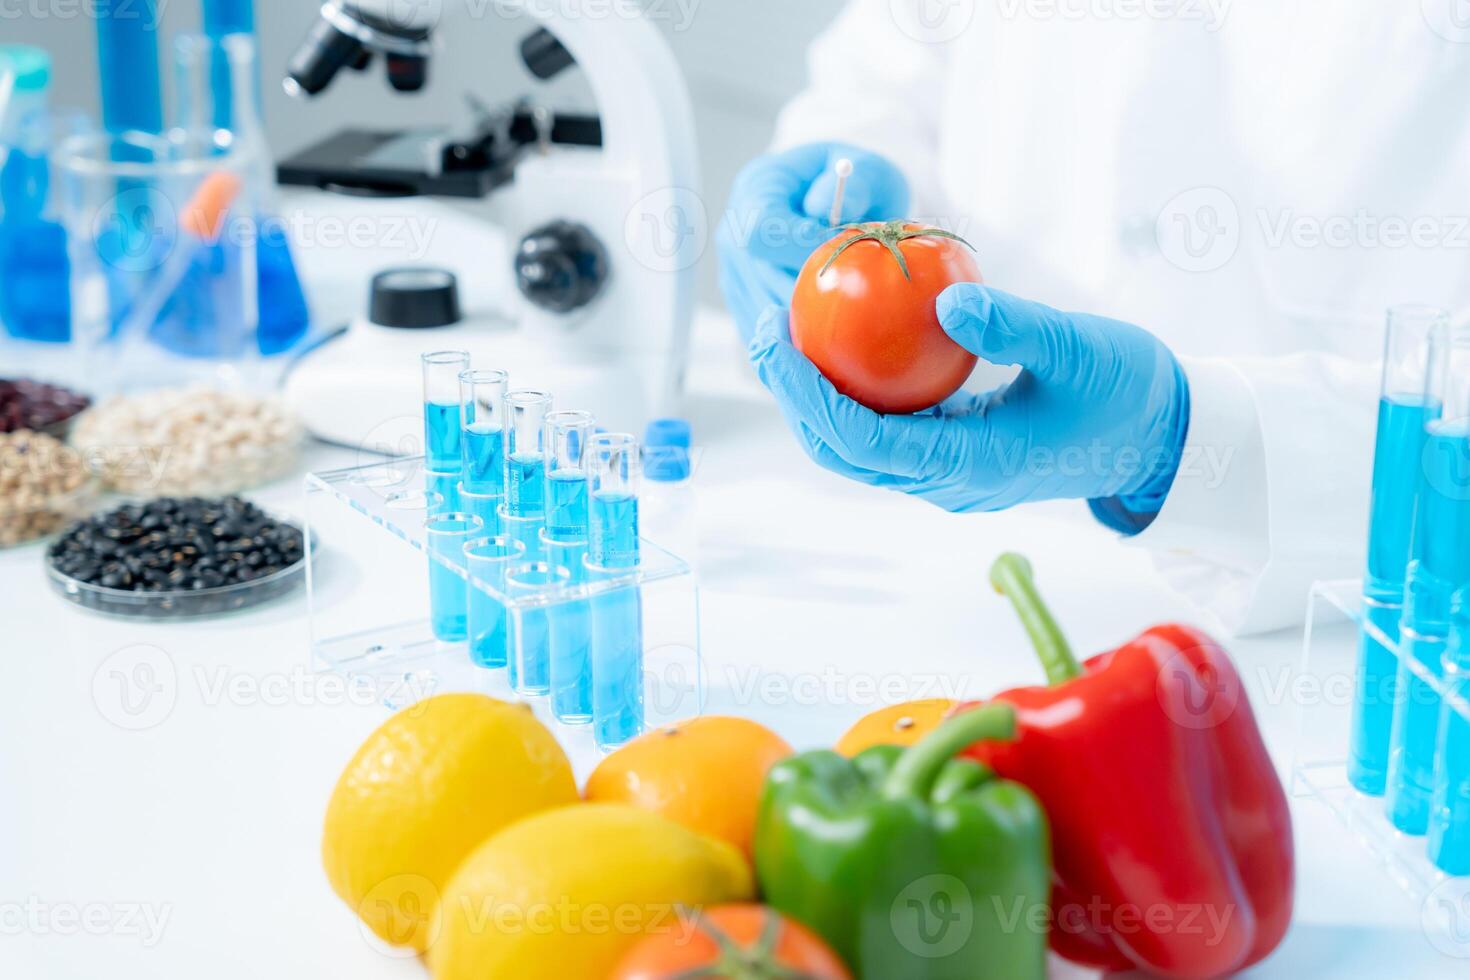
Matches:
[662,910,830,980]
[818,219,976,282]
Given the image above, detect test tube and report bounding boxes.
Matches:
[422,351,469,474]
[425,469,458,515]
[497,502,546,692]
[505,561,571,697]
[544,532,592,724]
[1429,592,1470,874]
[587,433,644,750]
[1387,323,1470,834]
[545,410,595,539]
[504,390,552,518]
[460,369,508,495]
[425,512,482,643]
[499,504,546,564]
[1351,306,1446,795]
[464,535,524,669]
[457,483,502,538]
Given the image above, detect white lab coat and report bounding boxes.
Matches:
[773,1,1470,635]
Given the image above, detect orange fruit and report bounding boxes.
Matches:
[834,699,956,756]
[585,716,793,861]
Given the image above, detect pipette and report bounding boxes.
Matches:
[829,157,853,227]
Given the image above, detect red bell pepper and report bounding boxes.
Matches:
[957,554,1293,980]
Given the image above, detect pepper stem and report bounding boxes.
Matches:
[881,703,1016,801]
[990,553,1083,686]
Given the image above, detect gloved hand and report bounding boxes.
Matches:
[749,284,1191,526]
[718,142,910,344]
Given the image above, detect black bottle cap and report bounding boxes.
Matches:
[369,268,462,328]
[520,28,575,80]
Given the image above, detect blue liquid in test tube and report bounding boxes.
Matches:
[425,470,458,515]
[498,508,545,693]
[463,423,505,491]
[591,491,644,749]
[507,452,547,517]
[547,469,590,539]
[458,484,501,538]
[592,491,641,564]
[425,402,463,473]
[1353,397,1437,793]
[505,562,567,696]
[1352,307,1444,796]
[426,513,481,643]
[460,369,508,494]
[423,351,469,473]
[543,411,596,722]
[588,433,644,751]
[546,534,593,723]
[1387,327,1470,834]
[465,536,522,669]
[503,389,551,518]
[499,391,553,693]
[1430,595,1470,874]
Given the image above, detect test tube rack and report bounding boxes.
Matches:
[1294,579,1470,953]
[302,455,703,760]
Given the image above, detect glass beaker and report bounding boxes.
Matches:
[55,127,258,393]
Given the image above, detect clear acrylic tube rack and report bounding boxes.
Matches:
[302,454,702,754]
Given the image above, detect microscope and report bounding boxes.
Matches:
[277,0,701,444]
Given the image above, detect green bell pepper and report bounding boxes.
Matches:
[754,704,1050,979]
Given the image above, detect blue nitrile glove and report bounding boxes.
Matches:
[748,284,1191,532]
[718,142,910,344]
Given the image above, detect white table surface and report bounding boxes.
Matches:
[3,201,1466,977]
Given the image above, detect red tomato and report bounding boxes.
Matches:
[611,904,851,980]
[791,220,982,415]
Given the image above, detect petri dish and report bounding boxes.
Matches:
[44,516,312,620]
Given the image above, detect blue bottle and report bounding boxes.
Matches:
[0,47,70,344]
[96,0,164,135]
[1352,308,1445,795]
[202,0,256,130]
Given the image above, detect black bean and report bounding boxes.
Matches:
[49,496,303,593]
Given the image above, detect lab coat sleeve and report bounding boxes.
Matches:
[770,1,952,218]
[1133,353,1378,636]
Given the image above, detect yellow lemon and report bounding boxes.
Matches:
[322,693,577,952]
[430,803,755,979]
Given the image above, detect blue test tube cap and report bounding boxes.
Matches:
[643,418,691,482]
[0,46,51,92]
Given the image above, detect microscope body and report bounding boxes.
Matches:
[281,0,702,440]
